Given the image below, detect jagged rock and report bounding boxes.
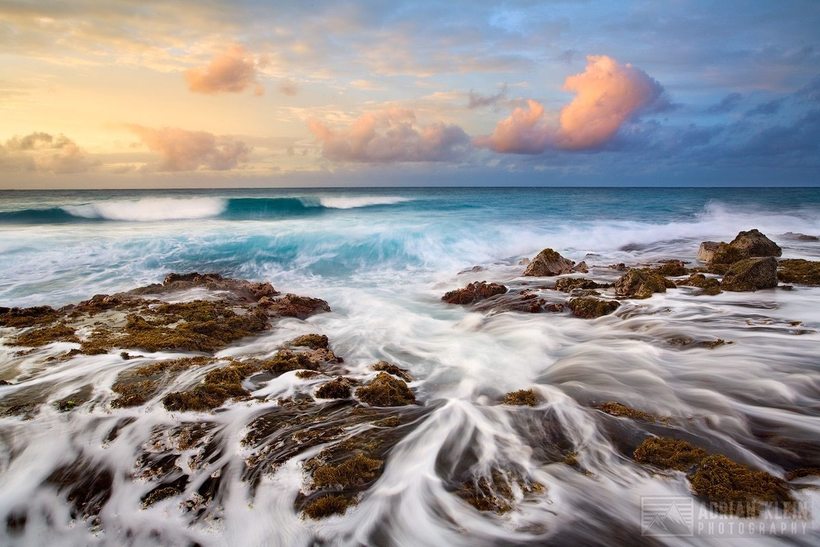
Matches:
[573,261,589,273]
[778,259,820,285]
[680,273,722,295]
[442,281,507,305]
[523,249,574,277]
[567,297,620,319]
[613,269,674,299]
[721,257,778,292]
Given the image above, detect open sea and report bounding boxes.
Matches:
[0,187,819,546]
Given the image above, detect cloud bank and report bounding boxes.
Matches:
[309,108,470,162]
[126,125,251,171]
[185,45,263,95]
[0,132,96,173]
[476,55,665,154]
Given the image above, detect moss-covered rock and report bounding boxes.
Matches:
[721,257,778,292]
[315,377,354,399]
[162,360,270,411]
[777,259,820,285]
[0,306,60,328]
[633,437,708,471]
[372,361,412,382]
[457,469,543,513]
[653,260,688,276]
[614,268,674,299]
[302,494,355,519]
[501,389,539,406]
[288,333,329,349]
[568,297,620,318]
[442,281,508,305]
[355,372,415,406]
[312,453,383,488]
[554,277,600,293]
[523,248,574,277]
[690,455,793,517]
[597,402,659,423]
[680,273,722,295]
[13,323,78,346]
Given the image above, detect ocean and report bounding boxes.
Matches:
[0,187,819,546]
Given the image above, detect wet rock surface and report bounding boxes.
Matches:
[613,268,674,299]
[777,259,820,285]
[442,281,508,304]
[721,257,778,292]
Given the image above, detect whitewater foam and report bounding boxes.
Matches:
[63,197,227,221]
[315,196,413,209]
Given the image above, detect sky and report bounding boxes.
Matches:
[0,0,819,188]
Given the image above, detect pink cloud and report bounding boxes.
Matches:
[309,108,470,162]
[476,55,664,154]
[126,125,251,171]
[185,44,263,96]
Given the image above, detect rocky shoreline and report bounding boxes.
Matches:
[0,229,818,539]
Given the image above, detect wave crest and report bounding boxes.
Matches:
[63,197,227,221]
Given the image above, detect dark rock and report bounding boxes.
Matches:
[613,269,674,299]
[567,297,620,319]
[315,377,354,399]
[523,248,574,277]
[721,257,778,292]
[680,273,722,295]
[777,259,820,285]
[441,281,507,305]
[262,294,331,319]
[782,232,819,242]
[372,361,412,382]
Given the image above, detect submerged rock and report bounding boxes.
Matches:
[613,268,674,299]
[567,297,620,318]
[523,248,574,277]
[777,259,820,285]
[721,257,778,292]
[680,273,722,295]
[441,281,508,305]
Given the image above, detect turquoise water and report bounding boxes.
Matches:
[1,187,819,305]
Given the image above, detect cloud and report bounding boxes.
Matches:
[0,132,96,173]
[185,44,263,95]
[745,98,783,117]
[126,125,251,171]
[707,92,743,114]
[468,84,508,109]
[308,108,470,162]
[278,80,298,96]
[476,55,665,154]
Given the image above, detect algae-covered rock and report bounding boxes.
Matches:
[302,494,355,519]
[13,323,78,346]
[315,377,354,399]
[523,248,574,277]
[680,273,722,295]
[568,297,620,318]
[0,306,59,328]
[614,268,674,299]
[633,437,708,471]
[654,260,688,277]
[442,281,508,305]
[554,277,600,293]
[597,402,659,423]
[502,389,539,406]
[700,229,781,268]
[355,372,415,406]
[777,259,820,285]
[690,455,793,517]
[721,257,778,292]
[372,361,412,382]
[728,229,782,258]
